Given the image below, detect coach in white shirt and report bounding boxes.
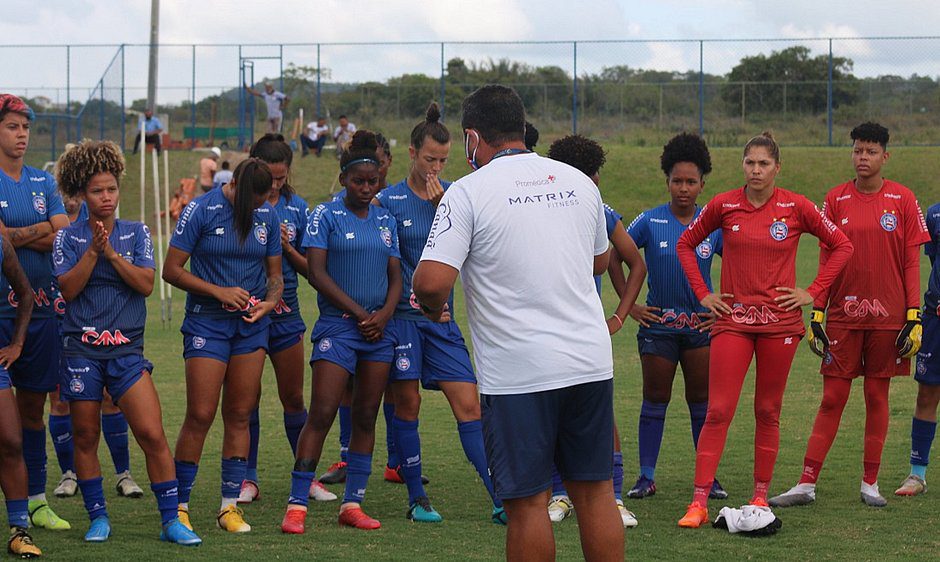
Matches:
[413,85,622,562]
[244,82,289,134]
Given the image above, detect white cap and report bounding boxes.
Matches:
[210,147,222,158]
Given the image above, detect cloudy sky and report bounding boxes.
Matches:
[3,0,939,105]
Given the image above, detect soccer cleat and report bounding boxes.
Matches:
[309,480,337,502]
[27,500,71,531]
[626,475,656,499]
[677,502,709,528]
[216,505,251,533]
[861,482,887,507]
[160,518,202,546]
[237,480,260,504]
[547,495,574,522]
[84,516,111,543]
[280,507,307,534]
[749,497,769,508]
[709,478,729,500]
[177,505,193,531]
[53,471,78,498]
[491,506,507,526]
[895,474,927,496]
[383,465,429,485]
[768,483,816,508]
[406,496,442,523]
[319,461,347,484]
[7,527,41,558]
[115,471,144,499]
[338,506,381,530]
[616,500,638,528]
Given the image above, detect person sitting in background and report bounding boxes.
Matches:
[333,115,357,158]
[213,161,233,191]
[132,109,163,155]
[198,147,221,192]
[301,118,329,157]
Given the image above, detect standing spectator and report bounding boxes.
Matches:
[244,82,289,134]
[132,109,163,155]
[413,85,623,562]
[333,115,357,158]
[300,117,329,157]
[198,147,221,193]
[213,161,233,191]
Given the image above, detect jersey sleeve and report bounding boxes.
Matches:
[293,198,309,256]
[800,196,854,300]
[604,204,623,239]
[711,228,723,256]
[45,183,66,218]
[420,183,473,271]
[388,217,401,261]
[169,200,203,254]
[52,229,78,278]
[302,204,331,250]
[904,193,931,247]
[814,192,837,308]
[593,196,609,256]
[265,212,282,258]
[678,200,722,301]
[134,223,157,270]
[926,208,938,264]
[626,212,649,249]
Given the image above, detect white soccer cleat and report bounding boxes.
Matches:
[309,479,337,501]
[547,495,573,522]
[54,470,78,498]
[860,482,887,507]
[237,480,260,504]
[768,483,816,507]
[115,471,144,498]
[616,500,638,528]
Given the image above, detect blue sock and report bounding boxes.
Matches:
[283,410,307,456]
[151,480,179,525]
[246,408,260,482]
[911,417,937,479]
[5,499,28,529]
[22,427,47,497]
[289,471,315,507]
[343,451,372,504]
[221,458,246,500]
[551,466,567,496]
[338,405,351,463]
[392,416,425,503]
[48,414,75,475]
[383,403,398,468]
[174,460,198,504]
[638,401,668,480]
[457,420,501,507]
[101,412,130,474]
[78,477,108,521]
[613,451,624,502]
[688,401,708,449]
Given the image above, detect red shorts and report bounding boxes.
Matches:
[820,326,909,379]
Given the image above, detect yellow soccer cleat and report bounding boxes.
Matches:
[216,505,251,533]
[177,505,193,531]
[27,500,70,531]
[7,527,41,558]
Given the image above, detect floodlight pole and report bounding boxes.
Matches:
[147,0,160,110]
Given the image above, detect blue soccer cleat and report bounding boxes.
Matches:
[406,497,442,523]
[84,516,111,543]
[491,505,507,526]
[160,517,203,546]
[626,475,657,499]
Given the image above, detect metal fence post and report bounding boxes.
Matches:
[440,43,445,120]
[572,41,578,134]
[279,44,284,94]
[66,45,72,143]
[99,79,105,140]
[827,38,833,146]
[191,44,196,149]
[121,45,126,151]
[238,45,244,149]
[699,40,704,136]
[316,44,321,119]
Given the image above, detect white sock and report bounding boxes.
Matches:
[861,481,881,496]
[28,493,46,503]
[179,502,189,510]
[220,497,237,510]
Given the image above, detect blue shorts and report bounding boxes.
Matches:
[637,330,710,364]
[181,315,270,362]
[388,318,476,390]
[310,316,393,374]
[269,317,306,355]
[60,354,153,404]
[0,365,11,391]
[0,317,62,392]
[916,312,940,385]
[481,379,614,500]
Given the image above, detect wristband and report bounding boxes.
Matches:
[610,314,623,329]
[419,301,443,315]
[907,308,922,322]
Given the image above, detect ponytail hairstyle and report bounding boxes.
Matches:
[410,102,450,151]
[230,158,273,243]
[743,130,780,162]
[249,133,295,196]
[339,130,380,173]
[375,132,391,159]
[55,139,126,197]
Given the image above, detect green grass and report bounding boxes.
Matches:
[18,142,940,560]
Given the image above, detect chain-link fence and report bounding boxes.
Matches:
[4,37,939,160]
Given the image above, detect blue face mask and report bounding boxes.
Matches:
[464,129,480,171]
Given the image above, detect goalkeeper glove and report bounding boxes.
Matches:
[897,308,923,359]
[807,308,829,358]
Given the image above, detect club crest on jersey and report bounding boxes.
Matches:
[769,219,788,241]
[396,356,411,372]
[285,222,297,242]
[695,240,713,259]
[254,224,267,245]
[880,211,898,232]
[69,377,85,394]
[917,357,927,375]
[379,226,392,248]
[32,193,46,214]
[318,338,332,352]
[824,351,833,365]
[192,336,206,349]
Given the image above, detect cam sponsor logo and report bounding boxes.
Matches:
[730,305,780,325]
[222,295,262,313]
[81,328,131,346]
[842,297,888,318]
[7,288,51,308]
[880,211,898,232]
[660,310,703,330]
[273,298,292,315]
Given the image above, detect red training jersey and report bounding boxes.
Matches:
[678,186,853,336]
[815,179,929,330]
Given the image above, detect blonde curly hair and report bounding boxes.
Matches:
[55,139,125,198]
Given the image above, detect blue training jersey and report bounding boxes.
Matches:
[924,203,940,314]
[302,199,400,318]
[272,192,309,322]
[170,188,281,318]
[376,178,454,320]
[53,220,155,358]
[627,203,722,334]
[595,203,623,295]
[0,165,67,320]
[331,189,346,203]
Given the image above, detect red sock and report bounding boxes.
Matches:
[863,462,880,486]
[801,377,852,483]
[799,458,824,485]
[692,485,710,507]
[752,480,769,503]
[862,378,890,485]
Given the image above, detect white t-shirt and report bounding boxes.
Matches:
[333,123,357,145]
[420,152,613,395]
[261,91,287,119]
[306,122,329,141]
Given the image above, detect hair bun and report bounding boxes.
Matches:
[425,102,441,123]
[349,130,378,151]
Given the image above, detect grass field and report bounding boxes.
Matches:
[17,139,940,560]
